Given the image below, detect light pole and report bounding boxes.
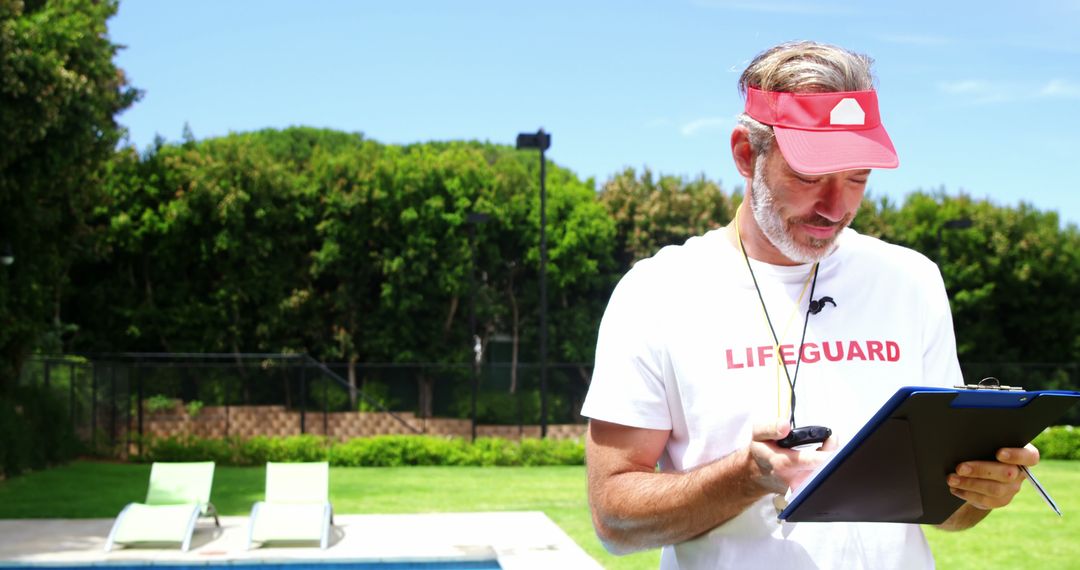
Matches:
[0,242,12,266]
[466,212,490,442]
[516,129,551,438]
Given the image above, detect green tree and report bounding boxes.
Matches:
[854,191,1080,370]
[70,132,620,420]
[598,168,733,270]
[0,0,138,392]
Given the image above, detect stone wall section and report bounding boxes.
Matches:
[141,403,585,442]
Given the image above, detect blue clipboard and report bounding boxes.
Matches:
[778,386,1080,524]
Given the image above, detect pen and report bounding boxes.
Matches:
[1020,465,1061,516]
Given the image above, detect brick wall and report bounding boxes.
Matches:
[140,403,585,442]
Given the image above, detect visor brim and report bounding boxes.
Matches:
[774,125,899,175]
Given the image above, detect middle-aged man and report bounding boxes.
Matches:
[581,40,1038,569]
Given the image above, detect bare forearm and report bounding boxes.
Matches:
[935,503,990,532]
[590,448,768,554]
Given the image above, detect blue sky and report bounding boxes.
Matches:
[110,0,1080,227]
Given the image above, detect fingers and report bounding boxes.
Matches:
[995,444,1040,467]
[819,435,839,452]
[947,454,1031,510]
[947,471,1023,510]
[952,460,1023,483]
[747,431,831,494]
[752,420,791,442]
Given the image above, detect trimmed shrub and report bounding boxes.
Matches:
[0,386,80,478]
[329,435,470,467]
[135,435,238,464]
[0,396,31,477]
[1033,426,1080,460]
[468,437,521,466]
[131,433,585,467]
[522,437,586,466]
[238,435,329,464]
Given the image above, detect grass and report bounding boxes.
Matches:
[0,461,660,570]
[2,461,1079,569]
[923,459,1080,569]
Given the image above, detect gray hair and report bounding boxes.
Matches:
[736,41,877,156]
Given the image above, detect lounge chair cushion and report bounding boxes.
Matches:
[105,461,217,552]
[249,503,332,542]
[109,503,202,544]
[247,461,334,549]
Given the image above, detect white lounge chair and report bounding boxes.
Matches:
[247,461,334,549]
[105,461,219,551]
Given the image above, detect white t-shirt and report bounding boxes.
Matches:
[582,227,962,570]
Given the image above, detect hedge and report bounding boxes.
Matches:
[1033,426,1080,460]
[131,426,1078,467]
[0,386,81,478]
[132,434,586,467]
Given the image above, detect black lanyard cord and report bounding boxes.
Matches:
[790,265,820,427]
[736,219,820,428]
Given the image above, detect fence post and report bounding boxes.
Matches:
[125,363,133,459]
[68,362,75,432]
[91,363,98,448]
[299,360,307,435]
[110,363,117,448]
[136,365,144,457]
[517,364,525,437]
[71,362,78,438]
[224,373,230,437]
[323,370,329,438]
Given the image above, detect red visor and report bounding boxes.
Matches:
[745,87,899,175]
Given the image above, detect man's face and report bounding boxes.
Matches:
[750,148,870,263]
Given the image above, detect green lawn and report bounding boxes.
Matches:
[1,461,1077,569]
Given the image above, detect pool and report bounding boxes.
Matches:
[0,513,598,569]
[0,563,501,570]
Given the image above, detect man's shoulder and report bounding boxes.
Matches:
[841,229,937,274]
[629,229,726,277]
[611,230,731,310]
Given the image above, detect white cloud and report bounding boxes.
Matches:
[680,117,731,137]
[938,78,1080,104]
[1039,79,1080,99]
[938,80,993,94]
[937,80,1014,104]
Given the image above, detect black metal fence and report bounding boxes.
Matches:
[17,354,1078,453]
[17,353,594,452]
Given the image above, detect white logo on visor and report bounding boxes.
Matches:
[830,98,865,126]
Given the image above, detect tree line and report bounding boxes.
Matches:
[3,0,1079,402]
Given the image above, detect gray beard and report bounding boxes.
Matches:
[750,164,839,264]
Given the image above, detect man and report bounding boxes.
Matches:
[581,41,1038,569]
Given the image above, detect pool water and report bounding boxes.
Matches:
[0,563,500,570]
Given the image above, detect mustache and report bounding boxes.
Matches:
[789,214,850,228]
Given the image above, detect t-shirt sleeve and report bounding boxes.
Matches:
[580,260,673,430]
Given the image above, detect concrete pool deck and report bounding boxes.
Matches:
[0,512,603,569]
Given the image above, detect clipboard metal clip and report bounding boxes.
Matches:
[953,376,1024,391]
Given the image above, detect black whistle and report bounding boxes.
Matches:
[777,425,832,449]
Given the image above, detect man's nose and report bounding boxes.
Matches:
[814,178,851,223]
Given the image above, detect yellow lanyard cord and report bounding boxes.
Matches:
[733,208,818,420]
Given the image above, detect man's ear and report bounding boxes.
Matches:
[731,126,756,179]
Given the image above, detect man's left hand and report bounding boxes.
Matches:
[947,444,1040,510]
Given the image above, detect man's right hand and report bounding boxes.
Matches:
[748,420,836,494]
[586,419,838,554]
